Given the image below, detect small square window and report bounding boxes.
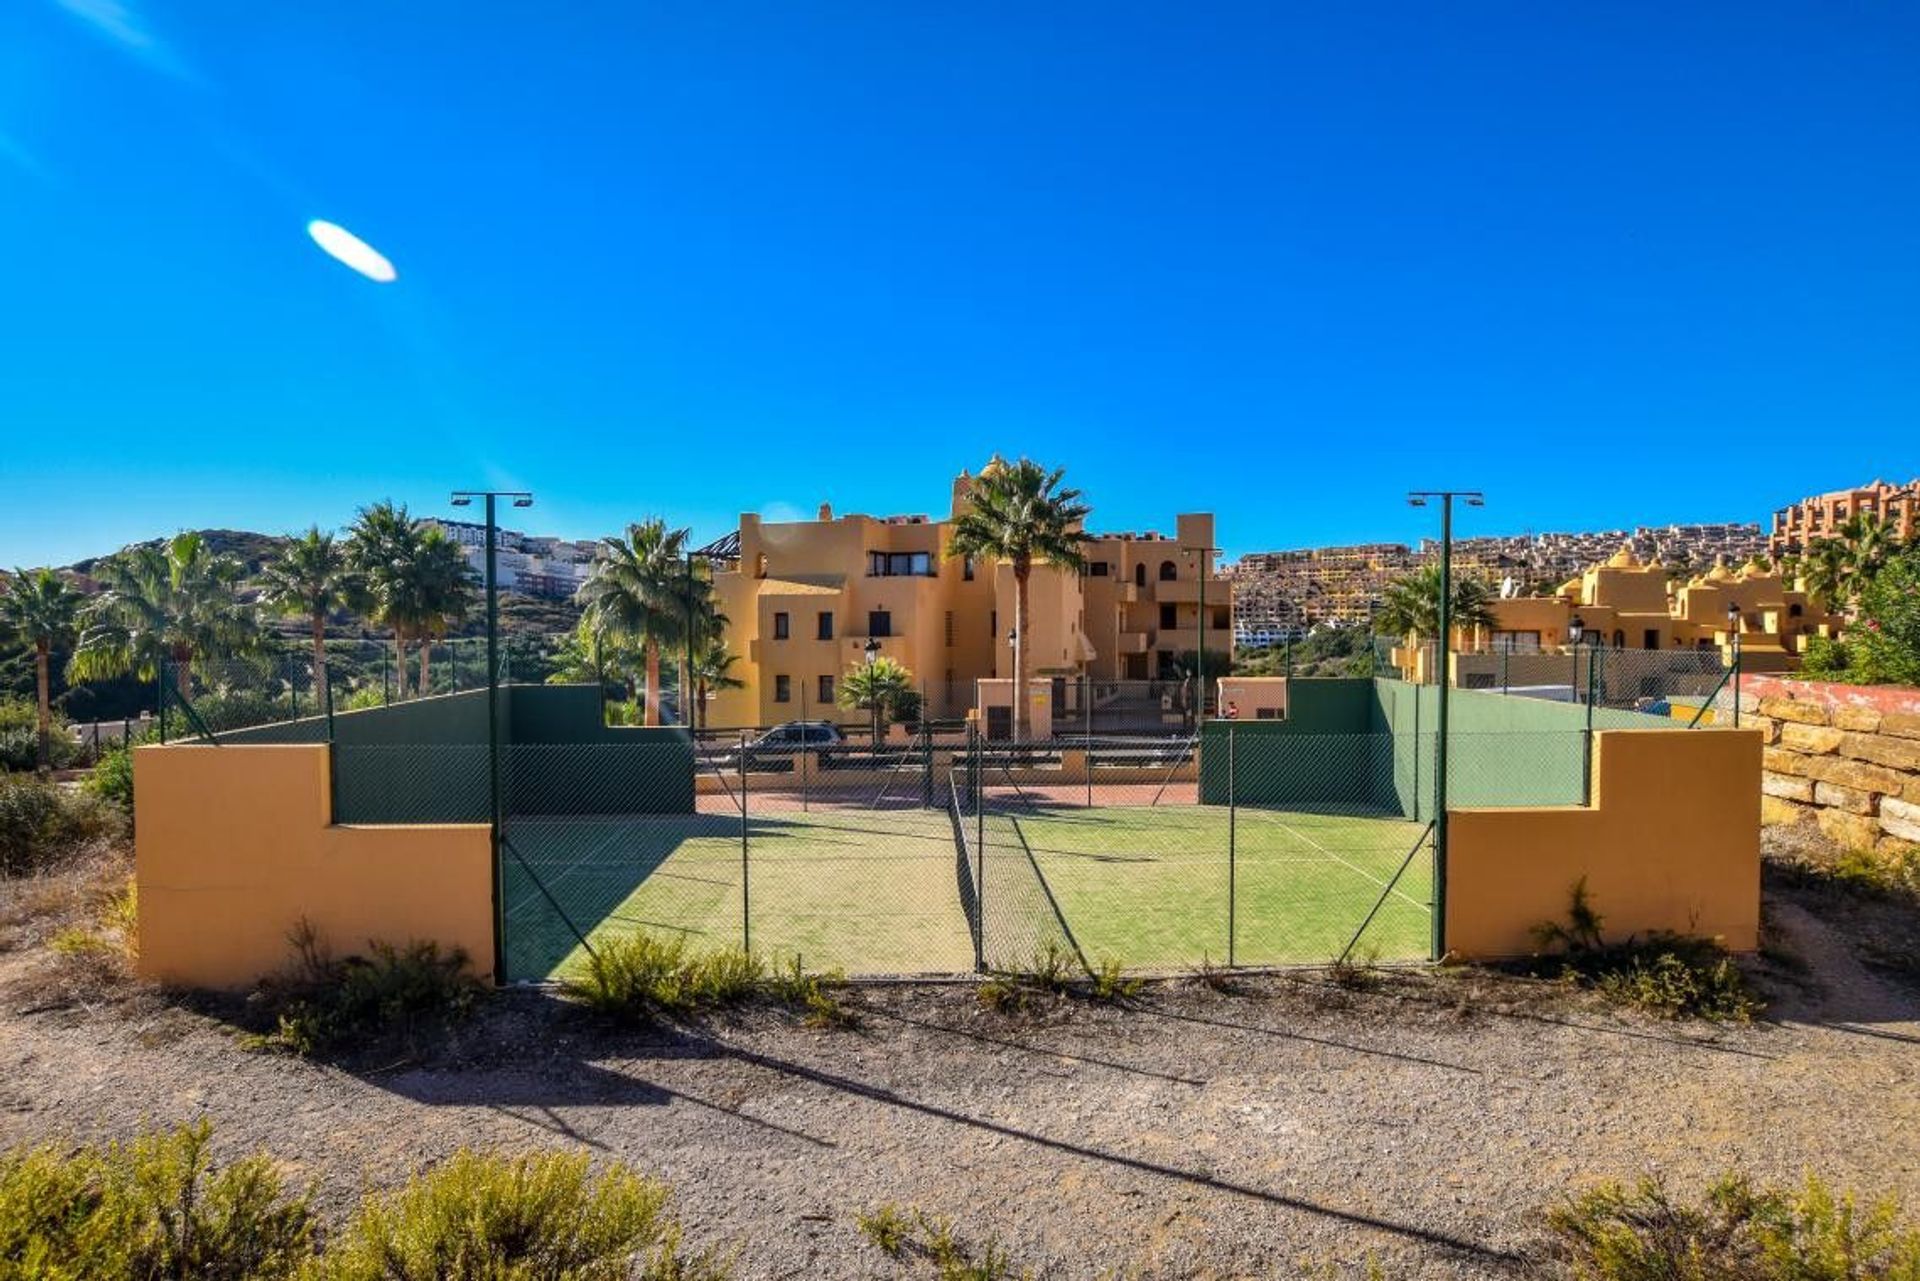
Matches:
[774,675,791,703]
[817,674,834,704]
[773,611,789,640]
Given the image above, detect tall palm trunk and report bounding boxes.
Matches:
[34,640,52,770]
[310,615,328,701]
[1012,563,1030,743]
[679,658,693,726]
[419,637,432,697]
[644,642,661,727]
[392,633,410,700]
[697,680,709,731]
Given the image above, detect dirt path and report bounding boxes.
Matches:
[2,911,1917,1278]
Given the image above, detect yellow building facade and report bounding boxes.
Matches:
[1437,546,1841,679]
[706,462,1231,728]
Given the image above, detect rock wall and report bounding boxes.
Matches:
[1742,675,1920,855]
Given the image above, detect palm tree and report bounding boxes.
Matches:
[1801,538,1850,610]
[839,655,916,737]
[409,526,477,695]
[346,501,425,699]
[575,519,691,726]
[1838,512,1898,601]
[1,569,82,767]
[669,556,725,727]
[256,528,360,697]
[946,457,1090,742]
[1375,564,1496,642]
[69,532,260,704]
[689,637,745,731]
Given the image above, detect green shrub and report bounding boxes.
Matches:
[1089,957,1142,1002]
[763,955,857,1028]
[248,922,479,1059]
[1853,550,1920,687]
[1800,635,1851,679]
[321,1148,727,1281]
[0,1120,315,1280]
[856,1202,913,1257]
[0,699,78,771]
[565,933,764,1019]
[86,742,135,820]
[0,1124,727,1281]
[0,774,119,877]
[1526,879,1760,1022]
[1548,1171,1920,1280]
[850,1206,1019,1281]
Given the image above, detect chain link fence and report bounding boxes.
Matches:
[486,717,1592,983]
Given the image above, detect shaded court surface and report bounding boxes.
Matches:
[503,800,978,982]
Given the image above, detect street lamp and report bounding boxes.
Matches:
[450,488,532,986]
[1726,601,1742,727]
[1570,615,1596,801]
[863,637,882,745]
[1568,616,1585,704]
[1408,488,1484,963]
[1183,543,1222,719]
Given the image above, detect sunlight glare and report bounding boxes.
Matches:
[305,219,398,283]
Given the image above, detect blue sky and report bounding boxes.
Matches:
[3,1,1916,567]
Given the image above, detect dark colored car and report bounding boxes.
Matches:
[715,721,846,771]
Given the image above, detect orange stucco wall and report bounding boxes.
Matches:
[134,744,494,990]
[1446,728,1761,957]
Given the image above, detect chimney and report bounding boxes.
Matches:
[818,503,833,522]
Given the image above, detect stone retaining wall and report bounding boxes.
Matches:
[1741,676,1920,855]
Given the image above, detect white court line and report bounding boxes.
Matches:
[1248,813,1429,912]
[504,819,656,921]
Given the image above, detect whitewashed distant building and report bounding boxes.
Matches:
[421,519,598,600]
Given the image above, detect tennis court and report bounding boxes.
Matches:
[1000,803,1432,969]
[502,789,1431,981]
[501,806,977,982]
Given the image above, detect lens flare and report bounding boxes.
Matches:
[306,219,397,283]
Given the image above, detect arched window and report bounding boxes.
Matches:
[1158,560,1177,581]
[1133,563,1146,587]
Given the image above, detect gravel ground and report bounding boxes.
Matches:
[1,862,1917,1278]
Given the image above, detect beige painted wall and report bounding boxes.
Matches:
[135,744,494,990]
[1446,728,1762,957]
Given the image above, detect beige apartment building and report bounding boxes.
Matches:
[1770,478,1919,553]
[1398,545,1841,685]
[704,460,1230,729]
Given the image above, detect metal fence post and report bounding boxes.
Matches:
[1227,723,1237,967]
[740,729,751,953]
[325,668,339,820]
[158,654,168,744]
[972,722,985,971]
[799,680,810,813]
[1084,672,1093,808]
[1583,641,1596,805]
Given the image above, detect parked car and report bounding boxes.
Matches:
[715,721,846,771]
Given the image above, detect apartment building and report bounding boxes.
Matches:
[704,460,1230,728]
[1229,524,1769,647]
[420,519,598,600]
[1769,479,1920,553]
[1410,545,1841,684]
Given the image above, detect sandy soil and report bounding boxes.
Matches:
[0,849,1916,1279]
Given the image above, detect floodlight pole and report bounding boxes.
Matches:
[1185,544,1222,721]
[452,488,533,985]
[1409,489,1483,963]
